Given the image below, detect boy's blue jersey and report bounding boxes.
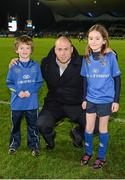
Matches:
[6,60,43,110]
[81,52,121,104]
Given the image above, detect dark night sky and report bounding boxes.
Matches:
[1,0,125,32]
[0,0,55,31]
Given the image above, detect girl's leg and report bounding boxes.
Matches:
[93,116,109,169]
[81,113,97,166]
[85,113,97,156]
[98,115,109,160]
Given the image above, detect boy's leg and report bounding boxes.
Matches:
[25,109,40,150]
[10,110,23,149]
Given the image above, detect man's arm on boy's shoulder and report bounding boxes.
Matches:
[9,58,18,68]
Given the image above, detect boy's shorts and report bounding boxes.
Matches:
[86,101,112,117]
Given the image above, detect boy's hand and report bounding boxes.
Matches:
[9,58,18,68]
[111,102,119,112]
[24,91,30,97]
[18,91,26,98]
[18,91,30,98]
[82,101,87,110]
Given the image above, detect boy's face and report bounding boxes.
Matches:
[16,43,32,61]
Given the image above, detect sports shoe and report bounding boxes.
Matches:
[80,154,92,166]
[46,143,55,150]
[8,148,16,155]
[32,149,40,157]
[93,158,106,169]
[44,132,56,150]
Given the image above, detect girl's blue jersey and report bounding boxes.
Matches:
[6,60,43,110]
[81,52,121,104]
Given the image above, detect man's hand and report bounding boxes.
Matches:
[9,58,18,68]
[104,48,113,53]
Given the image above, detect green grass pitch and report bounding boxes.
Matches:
[0,37,125,178]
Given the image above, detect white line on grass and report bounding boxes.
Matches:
[0,100,42,110]
[113,118,125,122]
[0,101,124,122]
[0,100,10,105]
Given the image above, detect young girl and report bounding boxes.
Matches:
[80,24,121,169]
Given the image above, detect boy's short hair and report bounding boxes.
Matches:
[14,35,34,51]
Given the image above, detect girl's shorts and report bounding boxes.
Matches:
[86,101,112,117]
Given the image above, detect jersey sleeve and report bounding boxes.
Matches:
[6,67,17,93]
[110,53,121,77]
[29,63,43,94]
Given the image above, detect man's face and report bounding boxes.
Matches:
[55,38,73,64]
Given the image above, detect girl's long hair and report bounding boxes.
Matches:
[84,24,109,61]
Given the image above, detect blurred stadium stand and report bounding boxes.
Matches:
[0,0,125,38]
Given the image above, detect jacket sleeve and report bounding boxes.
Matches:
[40,57,47,80]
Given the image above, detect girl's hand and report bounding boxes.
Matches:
[82,101,87,110]
[111,102,119,112]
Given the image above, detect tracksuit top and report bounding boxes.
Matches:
[81,52,121,104]
[6,59,43,110]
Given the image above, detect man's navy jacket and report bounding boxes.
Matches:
[41,46,84,108]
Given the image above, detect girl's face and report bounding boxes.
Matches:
[88,30,106,52]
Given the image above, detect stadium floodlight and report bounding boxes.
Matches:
[28,0,31,20]
[26,0,33,30]
[26,19,32,28]
[8,16,17,32]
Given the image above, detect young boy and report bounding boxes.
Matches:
[6,35,43,157]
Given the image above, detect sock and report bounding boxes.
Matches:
[84,131,93,156]
[98,132,109,160]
